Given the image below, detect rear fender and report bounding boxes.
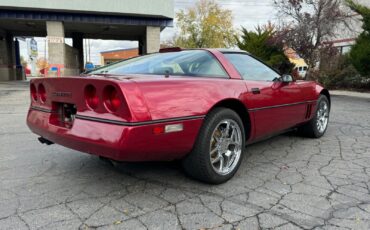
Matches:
[207,98,253,141]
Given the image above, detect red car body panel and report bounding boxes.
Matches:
[28,109,203,161]
[27,49,327,161]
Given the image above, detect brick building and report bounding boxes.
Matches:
[100,48,139,65]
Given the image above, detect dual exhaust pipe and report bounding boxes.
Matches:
[38,137,54,145]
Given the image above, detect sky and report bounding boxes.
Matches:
[19,0,278,65]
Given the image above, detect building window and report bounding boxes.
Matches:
[338,45,352,55]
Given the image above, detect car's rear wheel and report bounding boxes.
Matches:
[182,108,245,184]
[298,95,330,138]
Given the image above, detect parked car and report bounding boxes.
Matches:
[295,65,308,79]
[286,49,309,79]
[27,48,330,184]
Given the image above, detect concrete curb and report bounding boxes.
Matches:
[330,90,370,99]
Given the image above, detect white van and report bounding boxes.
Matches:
[289,58,308,79]
[295,65,308,78]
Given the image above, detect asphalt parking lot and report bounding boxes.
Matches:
[1,81,370,230]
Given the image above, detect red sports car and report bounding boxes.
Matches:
[27,48,330,184]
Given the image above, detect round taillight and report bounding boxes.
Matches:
[30,83,37,101]
[38,84,46,103]
[103,85,121,112]
[84,84,99,110]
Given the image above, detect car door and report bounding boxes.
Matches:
[223,53,307,140]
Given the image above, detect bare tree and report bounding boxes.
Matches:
[274,0,350,69]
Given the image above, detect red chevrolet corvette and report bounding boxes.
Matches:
[27,48,330,184]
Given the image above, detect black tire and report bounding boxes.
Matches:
[182,108,245,184]
[297,95,330,138]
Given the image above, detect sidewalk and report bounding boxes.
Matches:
[330,90,370,99]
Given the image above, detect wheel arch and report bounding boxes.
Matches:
[208,99,252,141]
[320,89,331,107]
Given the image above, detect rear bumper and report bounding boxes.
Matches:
[27,109,204,161]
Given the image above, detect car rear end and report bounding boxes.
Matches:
[27,77,202,161]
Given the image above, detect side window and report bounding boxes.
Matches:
[224,53,281,81]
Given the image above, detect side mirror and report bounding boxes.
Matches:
[280,74,293,83]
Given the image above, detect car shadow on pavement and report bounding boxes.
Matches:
[93,131,292,186]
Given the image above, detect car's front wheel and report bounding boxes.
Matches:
[298,95,330,138]
[182,108,245,184]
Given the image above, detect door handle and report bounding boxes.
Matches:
[251,88,260,94]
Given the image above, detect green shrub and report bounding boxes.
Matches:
[346,0,370,77]
[236,26,293,74]
[350,34,370,77]
[317,54,370,90]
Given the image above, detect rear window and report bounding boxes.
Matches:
[89,50,228,78]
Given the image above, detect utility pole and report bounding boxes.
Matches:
[88,39,91,62]
[84,39,87,65]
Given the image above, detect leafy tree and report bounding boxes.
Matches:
[346,0,370,77]
[274,0,349,69]
[236,25,293,74]
[172,0,236,48]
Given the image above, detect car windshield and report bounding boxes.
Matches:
[89,50,228,78]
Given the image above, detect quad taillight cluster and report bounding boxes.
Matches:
[31,83,122,113]
[30,82,179,133]
[30,83,47,103]
[84,84,122,112]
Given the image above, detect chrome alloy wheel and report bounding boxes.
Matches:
[316,100,329,133]
[209,119,242,175]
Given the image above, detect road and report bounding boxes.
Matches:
[0,81,370,230]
